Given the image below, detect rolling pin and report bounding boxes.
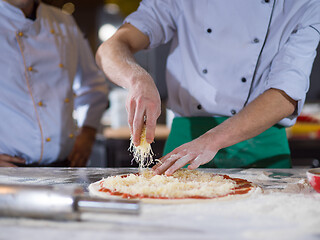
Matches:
[0,183,140,220]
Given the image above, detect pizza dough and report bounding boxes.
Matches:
[88,169,259,204]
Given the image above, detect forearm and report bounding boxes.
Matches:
[96,41,140,89]
[95,24,161,144]
[79,126,97,140]
[95,36,159,107]
[95,24,151,90]
[205,88,297,150]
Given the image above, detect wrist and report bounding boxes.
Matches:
[203,125,233,151]
[131,75,149,90]
[79,126,97,140]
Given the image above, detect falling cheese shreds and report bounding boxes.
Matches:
[129,125,154,169]
[101,169,236,198]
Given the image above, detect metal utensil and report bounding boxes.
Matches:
[0,183,140,220]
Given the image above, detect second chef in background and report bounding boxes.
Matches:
[0,0,108,167]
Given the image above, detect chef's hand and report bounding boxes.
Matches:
[68,126,97,167]
[0,154,26,167]
[126,74,161,146]
[153,133,219,176]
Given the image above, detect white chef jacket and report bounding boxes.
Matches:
[0,1,108,165]
[125,0,320,127]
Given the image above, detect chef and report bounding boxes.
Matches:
[0,0,108,167]
[96,0,320,174]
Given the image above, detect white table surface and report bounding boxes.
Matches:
[0,167,319,240]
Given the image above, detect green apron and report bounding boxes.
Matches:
[163,117,292,168]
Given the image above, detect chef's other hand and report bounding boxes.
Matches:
[68,126,97,167]
[153,133,218,176]
[0,154,25,167]
[126,74,161,146]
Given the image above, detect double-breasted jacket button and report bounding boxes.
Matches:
[253,38,260,43]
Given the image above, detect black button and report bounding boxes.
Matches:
[241,77,247,83]
[197,104,202,110]
[202,69,208,74]
[207,28,212,33]
[253,38,260,43]
[265,0,270,3]
[231,109,236,115]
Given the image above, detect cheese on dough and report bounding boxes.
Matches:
[129,125,154,169]
[101,169,236,198]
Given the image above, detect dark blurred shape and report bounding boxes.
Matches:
[41,0,141,52]
[42,0,105,52]
[105,0,140,17]
[308,45,320,101]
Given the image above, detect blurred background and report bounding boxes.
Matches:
[44,0,320,168]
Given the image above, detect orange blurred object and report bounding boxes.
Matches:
[287,114,320,139]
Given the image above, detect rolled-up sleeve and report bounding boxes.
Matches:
[266,19,320,126]
[124,0,179,48]
[73,24,108,129]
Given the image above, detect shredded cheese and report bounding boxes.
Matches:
[129,125,154,169]
[101,169,236,198]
